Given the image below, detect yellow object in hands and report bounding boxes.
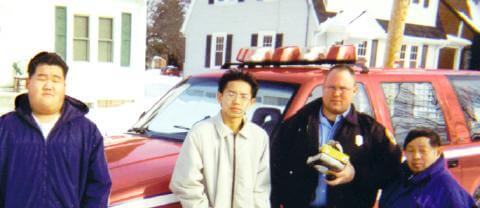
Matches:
[319,144,350,164]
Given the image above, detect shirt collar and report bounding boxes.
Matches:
[213,112,251,140]
[319,105,351,125]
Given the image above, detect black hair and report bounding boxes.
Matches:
[218,70,259,98]
[28,51,68,78]
[403,128,442,149]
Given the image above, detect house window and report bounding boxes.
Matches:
[398,45,406,68]
[259,32,276,48]
[73,15,89,61]
[214,36,225,66]
[98,17,113,62]
[263,35,273,47]
[409,45,418,68]
[357,41,367,58]
[205,34,232,68]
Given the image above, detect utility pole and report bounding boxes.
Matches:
[384,0,410,68]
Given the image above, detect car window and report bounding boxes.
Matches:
[306,83,373,116]
[137,78,297,140]
[447,75,480,140]
[381,82,448,146]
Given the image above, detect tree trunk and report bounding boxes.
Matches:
[384,0,410,68]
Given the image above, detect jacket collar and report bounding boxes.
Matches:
[405,155,446,184]
[303,98,359,126]
[14,93,89,128]
[213,112,253,140]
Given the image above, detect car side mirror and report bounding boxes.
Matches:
[472,134,480,141]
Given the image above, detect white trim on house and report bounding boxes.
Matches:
[446,34,472,47]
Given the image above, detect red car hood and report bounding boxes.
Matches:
[104,134,182,205]
[104,134,181,168]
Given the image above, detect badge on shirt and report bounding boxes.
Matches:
[355,135,363,147]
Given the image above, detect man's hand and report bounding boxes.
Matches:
[325,160,355,186]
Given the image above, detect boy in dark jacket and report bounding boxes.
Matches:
[0,52,111,207]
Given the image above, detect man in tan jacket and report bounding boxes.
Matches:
[169,70,271,208]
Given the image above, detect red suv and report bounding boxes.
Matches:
[106,46,480,207]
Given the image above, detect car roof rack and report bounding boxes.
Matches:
[221,45,369,73]
[221,59,355,69]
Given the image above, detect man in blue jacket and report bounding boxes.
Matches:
[0,52,112,207]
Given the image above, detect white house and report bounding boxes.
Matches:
[0,0,146,105]
[181,0,472,76]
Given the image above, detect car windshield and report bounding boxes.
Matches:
[131,77,298,140]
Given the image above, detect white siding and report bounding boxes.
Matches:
[183,0,308,76]
[325,0,438,27]
[0,0,146,103]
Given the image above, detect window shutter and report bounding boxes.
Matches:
[369,39,378,67]
[121,13,132,66]
[251,34,258,47]
[225,34,233,64]
[275,33,283,48]
[55,6,67,59]
[205,35,212,68]
[209,0,214,4]
[420,45,428,68]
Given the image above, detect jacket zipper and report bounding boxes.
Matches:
[231,135,236,208]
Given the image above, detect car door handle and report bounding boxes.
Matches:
[447,159,459,168]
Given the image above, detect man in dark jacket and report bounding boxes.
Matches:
[379,128,476,208]
[271,64,402,208]
[0,52,112,207]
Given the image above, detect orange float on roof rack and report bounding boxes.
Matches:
[222,44,358,69]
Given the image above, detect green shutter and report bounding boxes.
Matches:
[121,13,131,67]
[55,6,67,59]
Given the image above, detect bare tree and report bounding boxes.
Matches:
[147,0,187,70]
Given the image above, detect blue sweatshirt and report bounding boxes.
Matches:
[380,155,475,208]
[0,94,111,208]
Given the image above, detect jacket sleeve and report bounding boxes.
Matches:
[0,117,5,207]
[254,132,271,208]
[270,118,295,208]
[369,123,402,189]
[169,131,210,208]
[81,127,112,208]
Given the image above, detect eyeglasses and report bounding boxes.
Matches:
[325,86,354,94]
[223,91,251,102]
